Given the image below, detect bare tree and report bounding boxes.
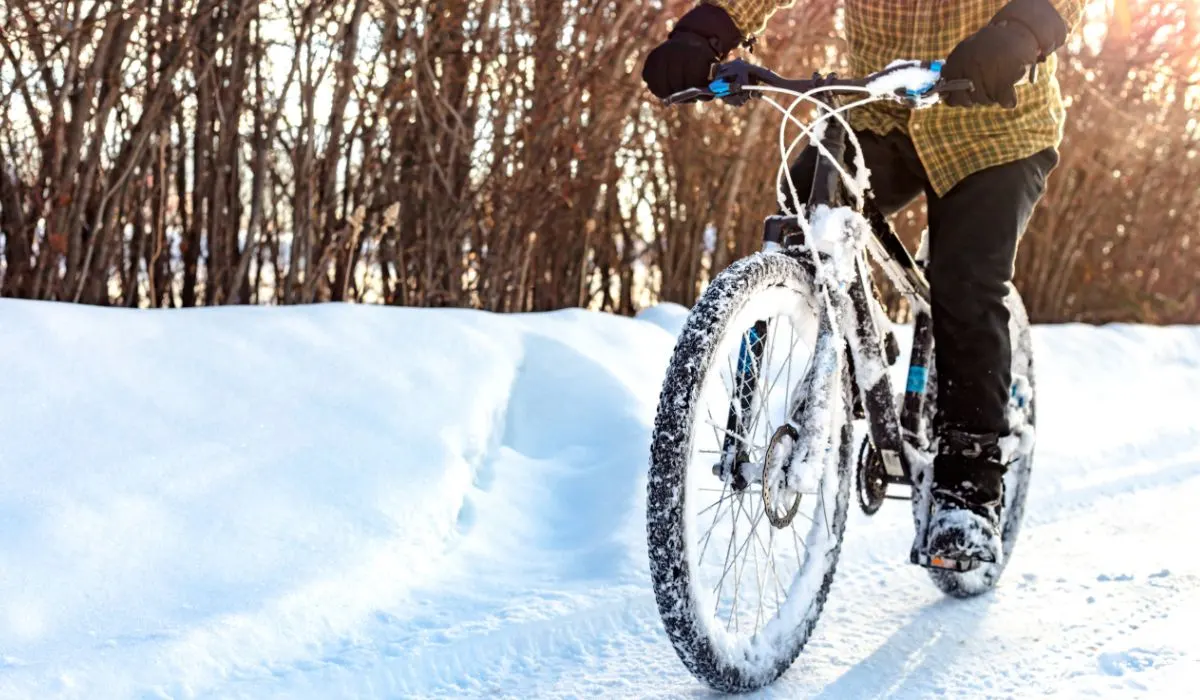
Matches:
[0,0,1195,323]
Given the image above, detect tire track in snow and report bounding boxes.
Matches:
[197,327,1200,700]
[755,429,1200,699]
[1022,426,1200,527]
[194,588,666,700]
[423,427,1200,699]
[356,591,661,699]
[803,570,1195,699]
[228,424,1200,700]
[253,426,1200,700]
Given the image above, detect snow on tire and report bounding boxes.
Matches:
[646,251,854,692]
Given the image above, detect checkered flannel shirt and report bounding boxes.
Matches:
[703,0,1084,196]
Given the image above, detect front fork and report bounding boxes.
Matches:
[719,320,768,490]
[823,251,923,492]
[718,218,935,495]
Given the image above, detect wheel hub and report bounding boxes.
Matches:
[711,450,754,492]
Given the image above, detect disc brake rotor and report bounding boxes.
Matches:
[762,423,802,528]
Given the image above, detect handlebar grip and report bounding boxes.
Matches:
[934,78,974,94]
[662,86,713,106]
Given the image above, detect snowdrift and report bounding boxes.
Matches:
[0,299,1196,699]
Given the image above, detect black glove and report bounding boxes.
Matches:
[941,0,1068,108]
[642,4,743,100]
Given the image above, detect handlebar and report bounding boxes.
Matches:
[663,59,976,108]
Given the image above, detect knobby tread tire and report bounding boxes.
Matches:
[646,251,855,692]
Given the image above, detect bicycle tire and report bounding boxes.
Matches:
[646,251,855,692]
[917,286,1038,598]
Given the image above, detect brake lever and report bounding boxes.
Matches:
[661,76,755,108]
[662,87,713,106]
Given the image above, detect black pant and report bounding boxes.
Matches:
[781,130,1057,436]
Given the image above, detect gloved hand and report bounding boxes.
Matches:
[642,4,743,100]
[941,0,1068,108]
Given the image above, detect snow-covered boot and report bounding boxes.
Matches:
[924,428,1005,571]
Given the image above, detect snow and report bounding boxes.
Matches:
[0,299,1198,698]
[864,61,942,102]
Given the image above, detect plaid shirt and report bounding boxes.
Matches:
[704,0,1084,196]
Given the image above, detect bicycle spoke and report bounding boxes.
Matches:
[763,318,805,418]
[760,327,781,451]
[743,319,806,481]
[717,492,768,633]
[738,497,767,631]
[739,324,768,444]
[729,496,743,631]
[714,492,740,619]
[739,319,796,444]
[731,492,755,632]
[703,419,758,453]
[751,495,766,634]
[784,322,798,421]
[792,507,817,525]
[725,494,746,630]
[727,325,766,443]
[713,495,755,599]
[741,509,788,623]
[819,483,832,538]
[697,483,733,565]
[765,523,786,608]
[774,326,808,417]
[688,300,843,642]
[704,404,725,452]
[726,341,739,401]
[791,515,807,563]
[745,318,777,444]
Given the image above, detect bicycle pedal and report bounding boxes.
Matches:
[911,550,979,572]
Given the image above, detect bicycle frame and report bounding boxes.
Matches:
[689,58,972,499]
[746,93,939,491]
[660,57,1035,607]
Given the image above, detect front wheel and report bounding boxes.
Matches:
[646,252,855,692]
[915,286,1038,598]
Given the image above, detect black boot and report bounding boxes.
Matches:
[924,428,1006,569]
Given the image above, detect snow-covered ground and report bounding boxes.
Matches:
[0,298,1197,699]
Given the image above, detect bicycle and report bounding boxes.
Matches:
[645,58,1038,692]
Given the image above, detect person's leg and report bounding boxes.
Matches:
[779,129,927,216]
[923,146,1058,509]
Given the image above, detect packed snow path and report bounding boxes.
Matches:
[0,299,1196,698]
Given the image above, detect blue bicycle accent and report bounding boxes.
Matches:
[709,79,732,97]
[737,326,761,375]
[905,60,943,97]
[906,365,928,393]
[1011,380,1026,408]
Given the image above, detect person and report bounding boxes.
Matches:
[642,0,1081,569]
